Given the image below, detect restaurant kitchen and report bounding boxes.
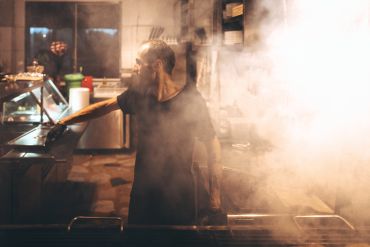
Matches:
[0,0,370,246]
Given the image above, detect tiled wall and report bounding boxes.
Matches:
[0,0,178,73]
[120,0,214,69]
[0,0,213,74]
[120,0,179,69]
[0,0,24,73]
[0,0,14,73]
[13,0,25,73]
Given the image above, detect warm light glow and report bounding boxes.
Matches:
[268,0,370,154]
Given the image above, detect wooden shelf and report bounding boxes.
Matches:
[223,15,243,24]
[222,0,243,5]
[222,23,243,31]
[219,0,246,46]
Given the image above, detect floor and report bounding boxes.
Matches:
[43,152,136,224]
[46,146,335,225]
[70,153,135,219]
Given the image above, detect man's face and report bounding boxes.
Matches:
[133,45,157,95]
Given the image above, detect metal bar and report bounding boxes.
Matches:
[68,216,124,232]
[293,214,356,232]
[73,4,78,73]
[45,79,68,105]
[30,90,54,124]
[40,86,43,123]
[10,164,16,223]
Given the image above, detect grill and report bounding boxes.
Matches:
[294,215,357,245]
[1,214,370,246]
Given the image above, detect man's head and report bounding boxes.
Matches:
[133,40,176,95]
[137,40,175,75]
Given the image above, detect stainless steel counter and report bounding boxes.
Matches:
[77,79,131,151]
[0,121,88,224]
[0,215,366,246]
[0,124,36,157]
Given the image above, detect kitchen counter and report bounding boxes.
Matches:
[0,216,365,246]
[0,123,36,157]
[0,121,88,224]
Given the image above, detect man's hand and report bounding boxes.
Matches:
[45,123,67,146]
[204,137,223,222]
[205,137,223,211]
[209,167,222,210]
[207,207,227,225]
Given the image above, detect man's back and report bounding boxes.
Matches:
[117,84,215,224]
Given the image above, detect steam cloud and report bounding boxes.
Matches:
[217,0,370,224]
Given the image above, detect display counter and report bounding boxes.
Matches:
[0,215,365,246]
[0,123,88,224]
[0,75,88,224]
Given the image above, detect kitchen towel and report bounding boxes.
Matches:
[69,87,90,112]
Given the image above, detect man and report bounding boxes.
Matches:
[57,40,222,225]
[36,41,68,91]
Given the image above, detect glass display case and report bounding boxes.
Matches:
[1,78,68,124]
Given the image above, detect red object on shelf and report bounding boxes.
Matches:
[82,76,93,92]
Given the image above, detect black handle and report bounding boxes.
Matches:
[45,123,67,146]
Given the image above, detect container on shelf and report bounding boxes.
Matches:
[64,73,84,95]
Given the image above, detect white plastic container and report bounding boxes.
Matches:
[69,87,90,112]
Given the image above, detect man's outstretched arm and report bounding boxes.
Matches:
[58,97,119,125]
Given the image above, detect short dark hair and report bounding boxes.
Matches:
[142,40,176,75]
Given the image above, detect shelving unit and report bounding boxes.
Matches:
[215,0,253,47]
[222,0,245,46]
[180,0,190,38]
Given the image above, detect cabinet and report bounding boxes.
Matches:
[221,0,245,46]
[215,0,255,47]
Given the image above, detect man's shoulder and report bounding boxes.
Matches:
[119,88,140,98]
[173,84,209,112]
[116,88,142,113]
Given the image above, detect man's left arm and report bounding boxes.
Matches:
[203,136,223,211]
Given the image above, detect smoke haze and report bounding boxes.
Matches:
[217,0,370,223]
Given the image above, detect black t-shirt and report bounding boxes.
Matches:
[116,84,215,224]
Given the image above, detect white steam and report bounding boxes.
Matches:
[218,0,370,222]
